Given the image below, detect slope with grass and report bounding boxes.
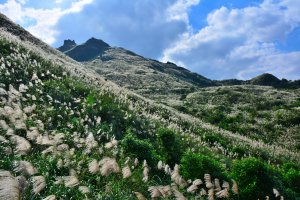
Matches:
[176,85,300,151]
[59,38,215,105]
[0,13,299,200]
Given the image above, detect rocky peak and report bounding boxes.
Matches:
[58,39,77,52]
[62,38,110,62]
[85,37,110,48]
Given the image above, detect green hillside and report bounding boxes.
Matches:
[0,13,299,200]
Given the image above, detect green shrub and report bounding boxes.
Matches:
[157,128,183,167]
[231,157,277,200]
[121,133,160,167]
[180,152,224,180]
[282,163,300,193]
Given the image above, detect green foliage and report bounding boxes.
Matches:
[231,157,279,200]
[282,163,300,193]
[157,128,184,166]
[180,151,224,180]
[121,132,160,167]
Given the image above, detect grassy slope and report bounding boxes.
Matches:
[0,16,299,199]
[176,86,300,151]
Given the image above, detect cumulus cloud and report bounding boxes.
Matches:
[162,0,300,80]
[1,0,299,80]
[54,0,200,58]
[166,0,200,22]
[0,0,94,44]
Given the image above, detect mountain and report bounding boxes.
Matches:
[58,38,216,105]
[63,37,110,62]
[250,73,282,86]
[1,13,300,200]
[57,39,77,52]
[59,38,300,93]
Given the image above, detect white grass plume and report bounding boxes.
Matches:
[88,159,99,174]
[14,160,38,176]
[99,157,120,176]
[134,192,147,200]
[32,176,46,194]
[42,195,56,200]
[0,170,20,200]
[122,165,132,178]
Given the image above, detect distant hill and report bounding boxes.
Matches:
[59,38,299,91]
[58,38,215,104]
[250,73,282,86]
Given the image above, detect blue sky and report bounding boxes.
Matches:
[0,0,300,80]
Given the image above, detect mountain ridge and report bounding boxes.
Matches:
[58,38,300,89]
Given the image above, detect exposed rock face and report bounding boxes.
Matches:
[57,39,77,52]
[62,38,110,62]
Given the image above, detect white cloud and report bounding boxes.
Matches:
[0,0,94,44]
[166,0,200,22]
[162,0,300,80]
[53,0,195,58]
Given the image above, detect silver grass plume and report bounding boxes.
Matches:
[214,178,221,192]
[79,186,90,194]
[273,188,280,198]
[204,174,214,189]
[134,192,147,200]
[14,160,38,176]
[187,179,202,193]
[172,184,187,200]
[208,188,214,200]
[142,164,149,183]
[55,176,79,188]
[200,188,207,196]
[99,157,120,176]
[231,179,238,195]
[134,158,139,167]
[10,135,31,155]
[122,165,132,178]
[157,160,164,170]
[32,176,46,194]
[88,159,99,174]
[148,185,172,198]
[171,164,187,187]
[42,195,56,200]
[16,176,27,194]
[0,170,20,200]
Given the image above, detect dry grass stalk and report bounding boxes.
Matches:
[88,159,99,174]
[134,192,147,200]
[204,174,214,189]
[0,170,20,200]
[14,160,38,176]
[99,157,120,176]
[122,165,132,178]
[231,180,238,194]
[10,135,31,155]
[42,195,56,200]
[79,186,90,194]
[273,188,280,197]
[32,176,46,194]
[208,188,214,200]
[16,176,27,193]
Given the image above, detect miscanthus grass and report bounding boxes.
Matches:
[0,31,296,199]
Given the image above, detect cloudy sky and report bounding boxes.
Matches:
[0,0,300,80]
